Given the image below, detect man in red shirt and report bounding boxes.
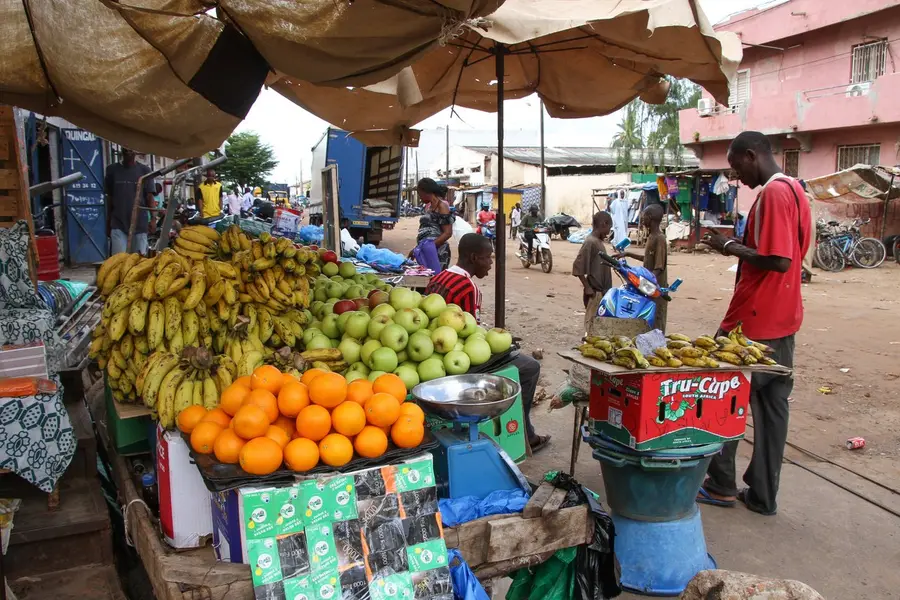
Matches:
[426,234,550,452]
[698,131,811,516]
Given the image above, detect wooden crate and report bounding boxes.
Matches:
[0,105,37,283]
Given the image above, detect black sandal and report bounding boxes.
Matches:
[529,434,551,453]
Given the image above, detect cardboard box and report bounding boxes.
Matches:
[156,425,213,548]
[589,368,750,451]
[0,343,48,379]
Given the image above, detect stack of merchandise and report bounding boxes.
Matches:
[361,199,393,218]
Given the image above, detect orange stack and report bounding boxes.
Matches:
[176,366,425,476]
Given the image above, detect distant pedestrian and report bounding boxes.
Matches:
[105,149,156,254]
[241,186,253,214]
[610,189,629,246]
[573,211,613,333]
[226,187,241,216]
[510,203,522,239]
[197,169,222,219]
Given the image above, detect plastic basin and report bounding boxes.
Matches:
[585,433,722,522]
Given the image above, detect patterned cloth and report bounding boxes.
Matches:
[0,221,48,311]
[0,308,63,377]
[0,378,75,492]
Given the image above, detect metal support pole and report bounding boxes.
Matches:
[539,100,546,214]
[126,157,192,252]
[445,125,450,180]
[881,173,895,239]
[693,176,701,246]
[494,45,507,328]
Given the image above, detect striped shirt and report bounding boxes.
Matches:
[425,266,481,322]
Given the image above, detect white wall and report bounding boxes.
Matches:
[545,173,631,223]
[485,154,543,187]
[429,146,487,185]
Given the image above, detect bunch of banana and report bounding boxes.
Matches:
[172,225,220,260]
[299,348,348,373]
[614,347,650,369]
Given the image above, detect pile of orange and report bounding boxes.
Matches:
[180,366,425,476]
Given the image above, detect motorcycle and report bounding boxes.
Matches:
[595,250,682,328]
[481,219,497,251]
[517,224,553,273]
[545,213,581,240]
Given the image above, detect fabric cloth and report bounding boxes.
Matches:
[643,231,668,332]
[110,229,147,255]
[0,222,47,311]
[198,181,223,218]
[584,292,604,337]
[665,176,679,198]
[511,207,521,228]
[713,173,730,195]
[512,354,540,439]
[720,175,812,340]
[416,207,454,269]
[519,212,541,231]
[0,308,63,377]
[241,192,254,212]
[226,192,241,216]
[725,185,737,213]
[426,265,481,322]
[697,180,710,210]
[704,334,795,514]
[610,198,629,245]
[572,235,613,295]
[105,162,154,235]
[413,239,443,274]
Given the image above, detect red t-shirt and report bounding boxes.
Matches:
[425,266,482,322]
[720,177,811,341]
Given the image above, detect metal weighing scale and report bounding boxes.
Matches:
[412,374,530,499]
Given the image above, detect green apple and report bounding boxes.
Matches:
[338,261,357,278]
[469,327,488,341]
[393,365,420,392]
[321,314,341,339]
[326,281,344,299]
[463,338,492,366]
[396,350,408,364]
[344,312,371,340]
[331,338,341,348]
[389,287,418,311]
[444,350,471,375]
[370,346,399,373]
[322,261,339,277]
[305,335,333,351]
[330,275,344,282]
[428,318,440,331]
[407,331,435,362]
[431,326,459,354]
[420,294,447,320]
[446,303,464,314]
[410,290,423,309]
[413,308,430,330]
[344,284,365,299]
[367,370,388,382]
[417,357,446,382]
[437,307,466,333]
[452,341,465,353]
[336,311,354,334]
[399,361,418,370]
[338,338,362,364]
[310,300,324,316]
[459,312,478,338]
[394,308,428,334]
[367,315,393,340]
[314,286,328,303]
[302,328,323,346]
[486,328,513,354]
[345,371,367,383]
[379,324,409,353]
[361,340,382,368]
[347,361,370,376]
[370,303,396,319]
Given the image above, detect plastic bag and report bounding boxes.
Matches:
[357,244,407,270]
[438,489,529,527]
[449,548,490,600]
[0,377,57,397]
[452,217,475,241]
[507,547,577,600]
[297,224,324,244]
[341,228,361,256]
[413,239,442,274]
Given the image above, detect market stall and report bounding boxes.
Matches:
[663,169,740,249]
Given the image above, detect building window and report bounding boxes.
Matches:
[836,144,880,170]
[728,69,750,110]
[783,150,800,178]
[851,40,887,84]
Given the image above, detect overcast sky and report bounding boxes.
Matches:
[236,0,768,185]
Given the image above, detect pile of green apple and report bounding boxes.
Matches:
[305,265,513,390]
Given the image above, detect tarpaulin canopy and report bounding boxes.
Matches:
[0,0,501,156]
[805,164,900,204]
[272,0,742,139]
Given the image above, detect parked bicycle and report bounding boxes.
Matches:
[813,218,887,272]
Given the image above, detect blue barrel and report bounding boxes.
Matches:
[585,433,722,522]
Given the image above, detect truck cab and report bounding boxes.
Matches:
[310,128,402,245]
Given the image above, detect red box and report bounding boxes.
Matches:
[588,369,750,451]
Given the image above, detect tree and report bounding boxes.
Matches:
[612,100,645,173]
[214,131,278,190]
[645,78,702,169]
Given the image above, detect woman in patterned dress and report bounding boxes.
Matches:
[412,178,454,270]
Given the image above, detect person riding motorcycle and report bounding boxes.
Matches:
[519,205,542,258]
[476,203,496,235]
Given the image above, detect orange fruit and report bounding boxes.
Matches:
[318,433,354,467]
[308,372,348,409]
[273,414,296,437]
[364,393,401,427]
[265,425,291,449]
[213,428,246,464]
[331,401,367,437]
[300,368,327,386]
[277,381,310,417]
[398,402,425,424]
[251,365,284,395]
[177,405,208,434]
[239,437,284,475]
[284,438,320,472]
[390,416,425,448]
[346,379,374,406]
[242,388,279,423]
[232,404,270,440]
[219,383,251,416]
[295,405,332,441]
[354,426,388,458]
[201,407,232,429]
[235,375,252,388]
[190,421,223,454]
[372,373,407,402]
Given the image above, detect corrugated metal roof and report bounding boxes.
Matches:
[464,146,699,168]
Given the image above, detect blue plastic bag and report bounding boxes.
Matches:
[438,489,529,527]
[357,244,407,271]
[449,549,491,600]
[297,224,324,244]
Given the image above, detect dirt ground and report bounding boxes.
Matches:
[381,217,900,598]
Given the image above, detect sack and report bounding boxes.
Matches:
[452,217,474,242]
[448,549,490,600]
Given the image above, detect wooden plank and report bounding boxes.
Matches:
[541,488,568,517]
[442,512,520,567]
[113,397,153,419]
[0,204,20,216]
[0,168,20,190]
[484,505,592,564]
[587,316,649,338]
[522,482,556,519]
[0,138,8,161]
[558,348,792,377]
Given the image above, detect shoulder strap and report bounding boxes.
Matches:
[751,178,804,250]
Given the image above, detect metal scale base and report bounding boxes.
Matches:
[431,424,529,500]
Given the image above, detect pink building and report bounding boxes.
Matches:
[679,0,900,212]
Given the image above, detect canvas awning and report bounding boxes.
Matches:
[805,165,900,204]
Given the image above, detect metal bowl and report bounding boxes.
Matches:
[411,374,520,423]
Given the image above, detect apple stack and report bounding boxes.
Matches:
[304,283,513,390]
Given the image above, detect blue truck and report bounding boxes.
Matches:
[309,128,402,245]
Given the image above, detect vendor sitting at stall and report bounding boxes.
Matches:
[426,233,550,453]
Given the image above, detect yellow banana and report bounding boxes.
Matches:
[204,280,225,306]
[97,253,129,291]
[202,377,218,409]
[615,347,650,369]
[219,231,231,254]
[154,249,179,275]
[238,232,251,251]
[192,379,205,407]
[211,260,238,280]
[681,357,706,367]
[147,301,164,349]
[142,353,180,407]
[109,309,129,342]
[653,347,674,360]
[666,333,692,342]
[183,267,206,310]
[163,274,190,298]
[123,257,157,284]
[251,240,263,260]
[154,262,183,298]
[237,350,263,377]
[142,271,158,300]
[178,228,217,249]
[120,334,134,359]
[173,245,212,262]
[128,299,149,335]
[183,225,220,242]
[175,235,213,255]
[223,281,238,305]
[111,346,128,370]
[263,269,277,294]
[674,346,706,359]
[711,351,743,366]
[158,366,188,426]
[182,309,199,346]
[204,258,223,287]
[134,335,149,355]
[275,237,291,255]
[667,358,683,368]
[217,298,230,321]
[174,376,195,414]
[168,326,185,355]
[215,368,233,393]
[300,348,342,362]
[694,336,719,350]
[611,355,636,369]
[105,282,142,315]
[163,296,182,341]
[243,303,258,332]
[215,355,238,379]
[251,257,276,272]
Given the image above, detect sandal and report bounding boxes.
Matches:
[696,487,736,508]
[529,434,551,453]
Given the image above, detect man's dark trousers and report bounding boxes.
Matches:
[704,335,795,514]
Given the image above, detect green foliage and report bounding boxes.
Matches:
[213,131,278,189]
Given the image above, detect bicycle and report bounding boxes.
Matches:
[814,218,886,272]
